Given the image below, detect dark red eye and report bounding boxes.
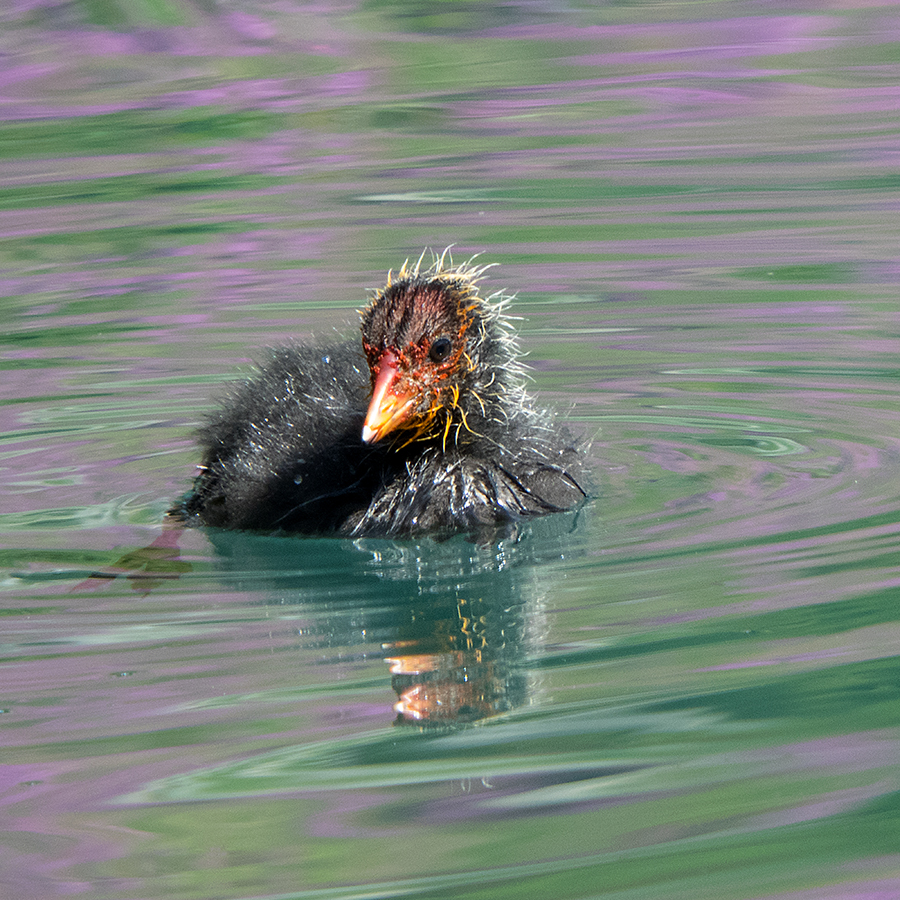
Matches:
[429,336,453,363]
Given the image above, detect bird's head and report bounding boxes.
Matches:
[360,252,515,447]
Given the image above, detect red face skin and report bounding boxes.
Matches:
[360,280,475,445]
[361,343,458,444]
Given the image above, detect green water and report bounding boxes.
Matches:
[2,2,900,898]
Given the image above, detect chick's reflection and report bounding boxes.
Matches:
[384,595,529,726]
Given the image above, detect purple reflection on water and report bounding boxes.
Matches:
[226,11,277,43]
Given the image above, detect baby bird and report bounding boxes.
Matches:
[171,251,587,537]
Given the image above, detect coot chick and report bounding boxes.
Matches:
[171,251,587,537]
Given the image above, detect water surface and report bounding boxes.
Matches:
[3,2,900,898]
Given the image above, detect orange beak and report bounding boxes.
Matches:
[362,351,417,444]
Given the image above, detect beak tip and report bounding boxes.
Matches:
[364,351,417,444]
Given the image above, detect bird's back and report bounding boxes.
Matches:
[174,342,378,532]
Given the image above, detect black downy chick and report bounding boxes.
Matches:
[171,251,587,537]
